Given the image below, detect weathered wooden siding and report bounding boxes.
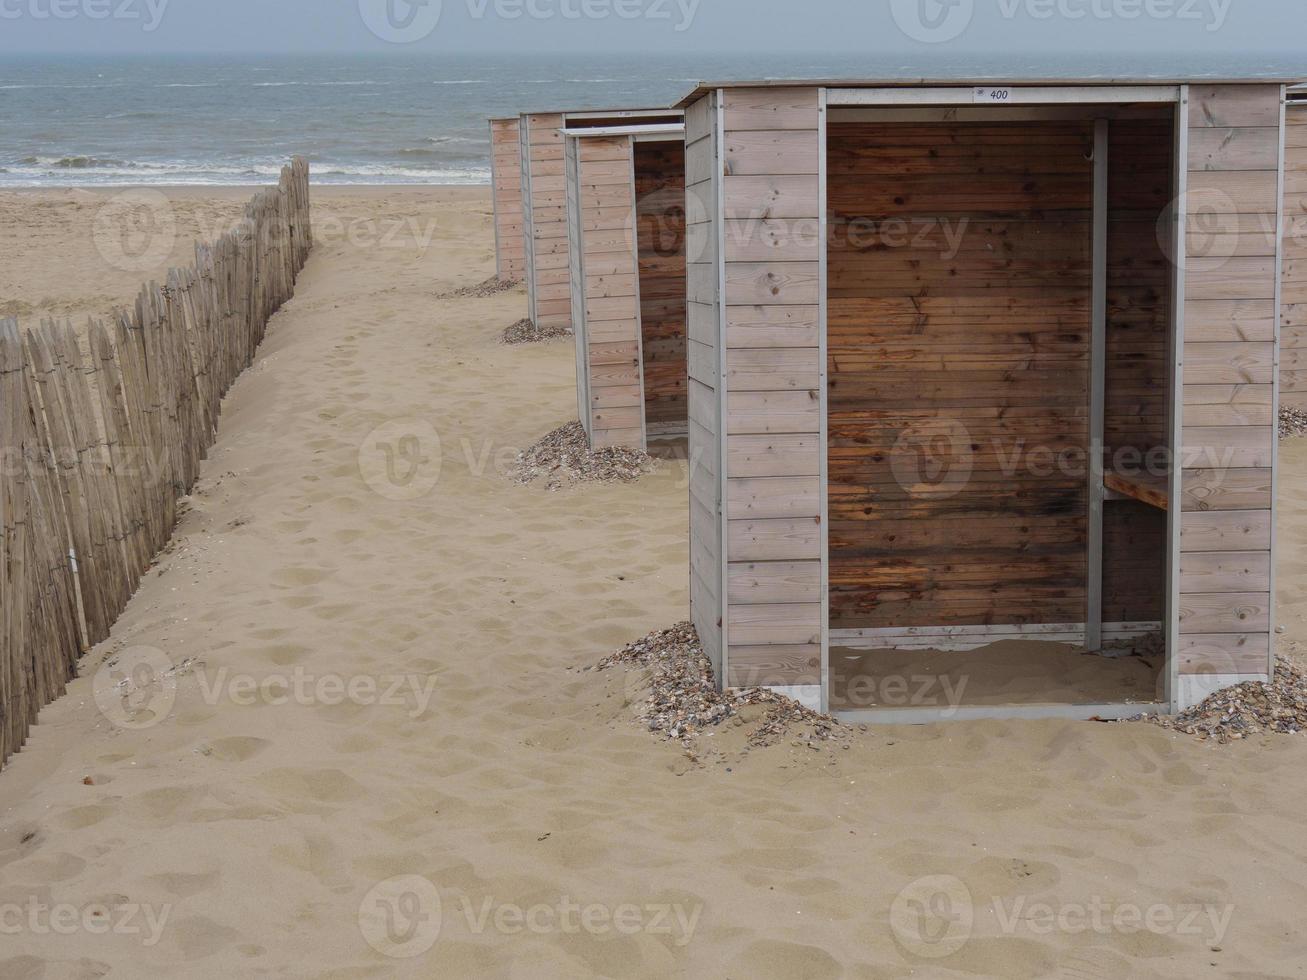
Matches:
[634,141,688,436]
[721,88,824,690]
[522,112,572,331]
[1179,84,1282,684]
[827,119,1094,630]
[489,118,526,281]
[1284,102,1307,409]
[574,137,643,449]
[685,92,723,678]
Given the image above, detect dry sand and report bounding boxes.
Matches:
[1,186,1307,978]
[830,643,1164,710]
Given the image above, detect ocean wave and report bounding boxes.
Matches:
[0,157,492,187]
[18,155,131,169]
[250,80,392,87]
[431,79,487,85]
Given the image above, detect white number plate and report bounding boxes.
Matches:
[974,87,1016,103]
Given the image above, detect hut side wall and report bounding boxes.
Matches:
[1178,84,1281,701]
[685,92,724,678]
[575,137,644,449]
[635,141,689,436]
[1284,103,1307,409]
[523,112,572,331]
[490,119,526,281]
[719,87,823,699]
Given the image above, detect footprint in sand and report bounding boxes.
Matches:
[272,566,332,588]
[147,870,220,899]
[736,941,841,980]
[255,768,367,805]
[204,736,271,763]
[58,805,115,830]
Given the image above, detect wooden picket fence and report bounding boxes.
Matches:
[0,157,312,768]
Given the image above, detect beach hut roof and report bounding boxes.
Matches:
[523,106,684,120]
[675,75,1307,107]
[561,123,685,140]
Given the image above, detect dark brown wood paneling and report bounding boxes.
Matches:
[1101,117,1175,627]
[634,140,688,434]
[827,120,1095,630]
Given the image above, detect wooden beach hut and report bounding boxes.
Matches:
[519,108,683,332]
[1282,86,1307,409]
[565,123,688,451]
[678,78,1295,723]
[489,117,527,281]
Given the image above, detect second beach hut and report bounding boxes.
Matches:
[518,108,683,333]
[565,122,688,451]
[489,117,527,281]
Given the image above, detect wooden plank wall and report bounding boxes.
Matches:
[720,88,823,690]
[490,119,526,281]
[1102,116,1175,624]
[1179,85,1281,683]
[827,119,1094,630]
[634,140,689,436]
[685,92,723,678]
[1284,103,1307,409]
[576,137,644,449]
[523,113,572,331]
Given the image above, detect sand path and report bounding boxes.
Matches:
[1,188,1306,978]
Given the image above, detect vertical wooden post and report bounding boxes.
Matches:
[1087,118,1109,652]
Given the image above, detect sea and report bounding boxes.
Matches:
[1,52,1301,187]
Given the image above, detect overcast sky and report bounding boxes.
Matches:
[0,0,1303,59]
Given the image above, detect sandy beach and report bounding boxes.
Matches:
[2,185,1307,978]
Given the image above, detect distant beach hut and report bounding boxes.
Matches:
[517,109,683,333]
[1283,86,1307,409]
[489,117,526,281]
[677,77,1294,722]
[565,123,688,450]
